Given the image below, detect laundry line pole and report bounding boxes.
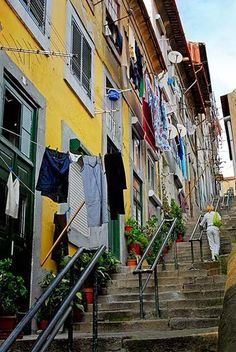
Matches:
[41,201,85,267]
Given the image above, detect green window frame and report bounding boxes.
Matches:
[1,74,37,161]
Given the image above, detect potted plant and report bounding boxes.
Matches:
[125,219,144,255]
[127,250,137,266]
[0,258,27,338]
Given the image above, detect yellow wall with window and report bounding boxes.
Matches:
[0,0,132,269]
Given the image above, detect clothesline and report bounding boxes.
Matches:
[0,154,36,196]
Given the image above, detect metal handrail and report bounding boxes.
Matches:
[133,218,177,319]
[0,245,106,352]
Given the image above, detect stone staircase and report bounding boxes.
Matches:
[71,202,236,351]
[7,201,236,351]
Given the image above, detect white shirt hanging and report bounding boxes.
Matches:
[5,172,20,219]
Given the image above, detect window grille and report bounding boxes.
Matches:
[20,0,47,30]
[71,19,92,99]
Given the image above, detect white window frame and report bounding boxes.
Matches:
[65,1,94,115]
[6,0,52,50]
[147,154,156,191]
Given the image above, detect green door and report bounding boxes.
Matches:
[108,212,120,259]
[0,74,37,310]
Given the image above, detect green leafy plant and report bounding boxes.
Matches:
[37,271,85,321]
[170,199,186,239]
[125,218,149,252]
[127,250,137,259]
[0,258,27,315]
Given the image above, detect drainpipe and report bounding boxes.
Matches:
[225,117,236,178]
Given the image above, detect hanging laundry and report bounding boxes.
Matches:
[81,156,108,227]
[178,189,189,213]
[142,97,156,150]
[114,25,123,54]
[177,137,187,180]
[5,171,20,219]
[51,213,69,268]
[104,152,127,220]
[36,148,70,203]
[128,26,136,60]
[144,74,170,152]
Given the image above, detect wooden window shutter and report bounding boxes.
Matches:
[68,163,90,239]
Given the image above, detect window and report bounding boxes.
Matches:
[6,0,51,49]
[132,134,141,172]
[71,18,92,99]
[104,0,122,54]
[147,154,155,190]
[20,0,47,31]
[133,174,142,226]
[65,2,94,114]
[2,78,36,159]
[105,0,119,21]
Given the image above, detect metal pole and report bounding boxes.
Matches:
[93,273,98,352]
[154,267,160,318]
[191,241,194,264]
[200,239,203,262]
[139,273,144,319]
[174,239,178,270]
[41,201,85,266]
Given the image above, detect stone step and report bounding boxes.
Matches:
[182,282,225,292]
[103,284,183,295]
[161,306,222,319]
[89,296,224,312]
[123,327,218,352]
[75,317,219,333]
[169,317,219,330]
[182,289,224,299]
[83,306,222,323]
[98,291,186,303]
[76,319,170,333]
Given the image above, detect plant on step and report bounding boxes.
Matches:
[37,270,85,323]
[170,199,186,240]
[125,218,149,254]
[0,258,27,316]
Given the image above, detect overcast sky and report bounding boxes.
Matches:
[176,0,236,176]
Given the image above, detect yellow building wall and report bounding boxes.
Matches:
[1,0,131,269]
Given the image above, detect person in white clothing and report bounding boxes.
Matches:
[200,204,221,261]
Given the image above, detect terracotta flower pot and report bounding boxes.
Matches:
[82,287,94,304]
[0,315,23,339]
[176,234,184,243]
[37,319,49,330]
[128,242,141,255]
[127,258,137,266]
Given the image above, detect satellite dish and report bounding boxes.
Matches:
[177,123,187,137]
[168,51,183,64]
[168,124,178,139]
